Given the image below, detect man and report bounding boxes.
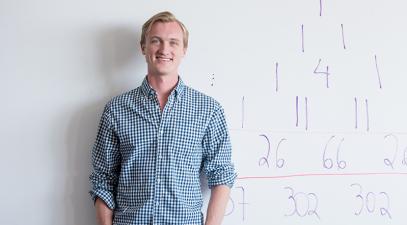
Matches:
[89,11,236,225]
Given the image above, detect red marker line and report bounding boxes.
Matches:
[237,172,407,180]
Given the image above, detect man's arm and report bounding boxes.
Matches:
[95,198,113,225]
[202,105,237,224]
[89,104,121,223]
[205,185,231,225]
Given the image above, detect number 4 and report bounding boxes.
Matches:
[314,59,330,88]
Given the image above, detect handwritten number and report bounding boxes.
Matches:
[323,136,335,169]
[224,196,235,216]
[259,134,271,168]
[294,192,309,217]
[236,186,248,221]
[379,192,392,219]
[323,136,346,169]
[336,138,346,169]
[276,138,287,168]
[285,187,320,219]
[351,183,364,215]
[285,187,297,216]
[307,193,320,219]
[314,59,330,88]
[259,134,286,168]
[366,192,376,213]
[351,183,392,218]
[384,134,399,169]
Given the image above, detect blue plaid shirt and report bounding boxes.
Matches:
[89,77,236,225]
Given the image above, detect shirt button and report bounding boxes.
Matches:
[157,178,160,184]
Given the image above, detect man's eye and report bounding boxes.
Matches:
[151,39,159,44]
[170,41,179,46]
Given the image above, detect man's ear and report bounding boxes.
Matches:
[183,47,187,56]
[141,43,146,55]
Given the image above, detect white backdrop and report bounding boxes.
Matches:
[1,0,407,225]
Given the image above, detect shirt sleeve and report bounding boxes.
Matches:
[202,105,237,189]
[89,104,121,210]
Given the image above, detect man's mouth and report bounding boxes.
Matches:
[156,56,172,61]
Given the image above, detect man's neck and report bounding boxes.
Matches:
[147,74,179,111]
[146,74,179,97]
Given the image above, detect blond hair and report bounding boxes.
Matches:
[140,11,189,48]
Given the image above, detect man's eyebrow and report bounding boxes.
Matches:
[149,36,180,42]
[149,36,162,40]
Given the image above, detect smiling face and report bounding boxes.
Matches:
[141,21,187,78]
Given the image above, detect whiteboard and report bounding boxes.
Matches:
[1,0,407,225]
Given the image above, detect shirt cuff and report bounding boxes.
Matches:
[207,165,237,189]
[89,189,116,210]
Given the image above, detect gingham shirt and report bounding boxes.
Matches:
[89,77,236,225]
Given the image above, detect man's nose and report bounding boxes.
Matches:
[158,41,170,54]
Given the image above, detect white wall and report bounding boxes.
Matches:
[1,0,407,225]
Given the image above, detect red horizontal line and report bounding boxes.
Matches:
[237,172,407,180]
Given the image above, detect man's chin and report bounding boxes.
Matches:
[150,71,178,77]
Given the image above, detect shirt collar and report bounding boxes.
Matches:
[140,76,185,99]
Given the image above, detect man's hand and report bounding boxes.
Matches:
[95,198,113,225]
[205,185,231,225]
